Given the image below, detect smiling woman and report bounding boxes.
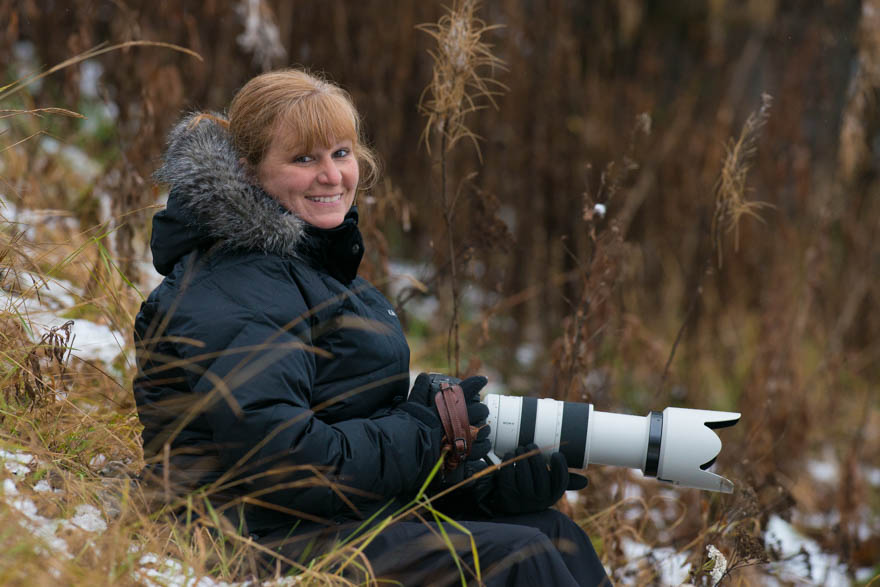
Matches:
[134,68,608,586]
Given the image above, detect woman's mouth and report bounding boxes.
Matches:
[305,194,342,203]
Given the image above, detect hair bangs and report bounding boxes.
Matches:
[278,91,359,154]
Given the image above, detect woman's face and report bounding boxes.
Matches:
[256,132,359,229]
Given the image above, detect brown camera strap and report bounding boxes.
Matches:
[433,381,473,471]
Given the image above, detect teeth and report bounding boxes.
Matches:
[307,194,341,203]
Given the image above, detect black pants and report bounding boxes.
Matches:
[259,509,610,586]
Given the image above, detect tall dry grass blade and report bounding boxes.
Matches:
[0,41,203,102]
[712,92,775,267]
[661,94,774,389]
[0,107,84,120]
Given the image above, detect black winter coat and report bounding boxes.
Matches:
[133,115,440,534]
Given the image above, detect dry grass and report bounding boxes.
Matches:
[712,92,774,268]
[417,0,507,158]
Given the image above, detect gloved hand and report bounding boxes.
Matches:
[397,374,445,461]
[487,444,589,515]
[406,373,492,487]
[430,456,496,516]
[407,373,490,460]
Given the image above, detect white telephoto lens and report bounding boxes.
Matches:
[482,393,739,492]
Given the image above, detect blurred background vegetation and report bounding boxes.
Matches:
[2,0,879,584]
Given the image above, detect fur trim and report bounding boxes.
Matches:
[154,112,304,256]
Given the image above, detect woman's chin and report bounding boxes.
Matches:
[300,209,348,229]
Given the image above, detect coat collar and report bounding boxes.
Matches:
[300,207,365,284]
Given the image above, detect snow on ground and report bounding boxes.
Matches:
[1,450,98,558]
[1,272,128,368]
[135,553,229,587]
[806,458,838,484]
[0,448,305,586]
[70,503,108,532]
[66,318,127,366]
[764,514,850,586]
[1,449,34,475]
[614,537,691,586]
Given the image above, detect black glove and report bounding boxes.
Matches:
[397,374,445,471]
[407,373,490,461]
[487,444,589,515]
[398,373,439,426]
[430,456,496,516]
[407,373,492,489]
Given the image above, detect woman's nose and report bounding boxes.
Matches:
[317,156,342,184]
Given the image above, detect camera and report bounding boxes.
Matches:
[483,394,740,493]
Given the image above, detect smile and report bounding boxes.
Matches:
[306,194,342,203]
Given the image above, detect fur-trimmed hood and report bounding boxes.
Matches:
[150,113,306,276]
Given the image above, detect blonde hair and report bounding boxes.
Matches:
[218,69,379,190]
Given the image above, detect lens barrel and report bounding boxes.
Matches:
[484,394,740,493]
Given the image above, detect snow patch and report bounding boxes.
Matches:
[515,343,539,366]
[9,495,72,557]
[764,515,849,586]
[70,504,107,533]
[67,319,126,366]
[33,480,53,493]
[1,449,34,475]
[654,547,691,586]
[615,538,691,586]
[806,459,837,484]
[136,553,230,587]
[865,466,880,486]
[3,478,19,496]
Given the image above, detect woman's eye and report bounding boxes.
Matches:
[333,148,350,158]
[293,155,314,163]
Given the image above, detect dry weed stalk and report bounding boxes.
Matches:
[661,94,774,388]
[554,113,650,401]
[418,0,506,375]
[417,0,506,158]
[1,296,74,410]
[712,92,774,268]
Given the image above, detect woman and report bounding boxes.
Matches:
[134,69,609,585]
